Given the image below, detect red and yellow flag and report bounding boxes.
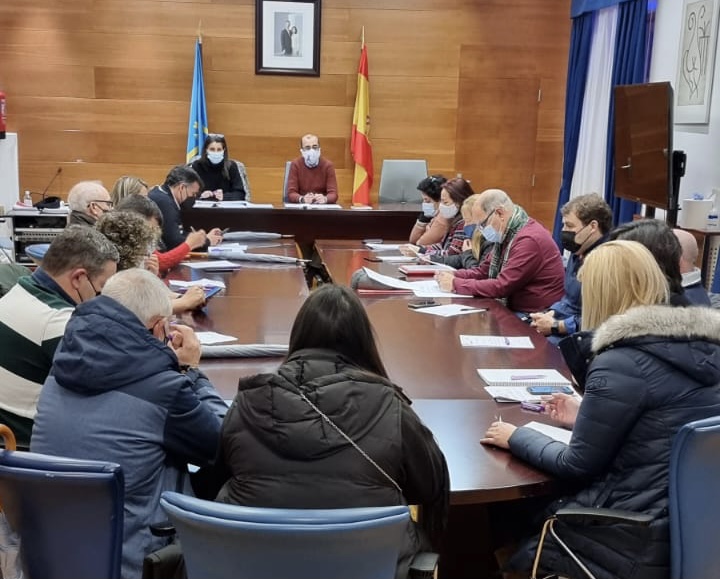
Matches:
[351,35,373,206]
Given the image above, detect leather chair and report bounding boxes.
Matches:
[160,491,422,579]
[0,432,125,579]
[530,415,720,579]
[282,160,292,203]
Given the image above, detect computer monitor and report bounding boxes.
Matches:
[377,160,428,204]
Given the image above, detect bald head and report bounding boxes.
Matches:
[478,188,514,214]
[67,181,112,220]
[673,228,700,273]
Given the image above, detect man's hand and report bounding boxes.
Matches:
[207,228,223,246]
[530,310,555,336]
[435,271,455,292]
[314,193,328,204]
[185,229,207,250]
[169,324,202,368]
[199,190,215,199]
[172,286,206,314]
[543,393,580,429]
[301,193,316,204]
[480,421,517,449]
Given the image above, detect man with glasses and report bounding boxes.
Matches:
[67,180,114,226]
[148,165,224,251]
[0,225,119,447]
[286,133,338,204]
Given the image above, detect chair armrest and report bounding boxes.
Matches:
[409,551,439,579]
[555,507,653,526]
[149,520,176,537]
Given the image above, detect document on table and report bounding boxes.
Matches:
[208,244,248,256]
[283,203,343,210]
[376,255,415,263]
[365,243,403,251]
[167,278,226,290]
[484,386,541,403]
[181,259,242,270]
[362,268,472,298]
[412,304,487,317]
[193,200,274,209]
[524,421,572,445]
[459,335,535,349]
[195,331,238,345]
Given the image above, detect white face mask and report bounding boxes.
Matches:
[207,151,224,165]
[421,202,436,217]
[438,203,458,219]
[301,148,321,168]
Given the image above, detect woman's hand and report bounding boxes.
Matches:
[461,238,472,252]
[543,393,580,428]
[144,254,160,276]
[399,244,420,257]
[207,228,223,246]
[481,421,517,449]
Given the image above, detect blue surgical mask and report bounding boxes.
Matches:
[207,151,224,165]
[438,204,458,219]
[463,224,476,238]
[421,202,436,217]
[301,148,321,168]
[482,224,502,244]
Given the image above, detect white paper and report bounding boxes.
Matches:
[181,259,242,270]
[362,268,473,298]
[283,203,343,210]
[193,200,274,209]
[524,421,572,445]
[363,267,414,289]
[459,335,535,349]
[208,245,247,256]
[484,386,540,402]
[167,278,226,290]
[365,243,402,251]
[377,256,416,263]
[399,264,456,273]
[413,304,487,317]
[195,331,238,345]
[477,368,571,387]
[216,243,248,250]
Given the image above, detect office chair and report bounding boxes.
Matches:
[530,415,720,579]
[23,243,50,265]
[160,491,413,579]
[282,160,292,203]
[0,263,31,297]
[377,160,428,205]
[0,441,125,579]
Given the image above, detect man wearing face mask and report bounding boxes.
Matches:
[529,194,612,343]
[0,226,119,447]
[67,180,114,226]
[435,188,565,314]
[286,134,338,204]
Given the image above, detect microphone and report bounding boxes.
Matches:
[40,166,62,200]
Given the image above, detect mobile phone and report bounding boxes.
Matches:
[526,385,574,395]
[519,314,532,323]
[407,299,438,309]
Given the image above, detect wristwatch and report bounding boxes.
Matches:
[550,320,560,336]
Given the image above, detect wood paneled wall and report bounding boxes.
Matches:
[0,0,570,227]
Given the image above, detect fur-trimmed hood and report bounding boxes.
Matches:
[591,305,720,387]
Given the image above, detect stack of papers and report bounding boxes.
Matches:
[459,335,534,349]
[193,200,274,209]
[360,267,473,298]
[477,368,571,387]
[167,278,226,290]
[365,243,402,251]
[283,203,343,210]
[181,259,242,271]
[195,331,238,345]
[524,421,572,444]
[412,304,486,317]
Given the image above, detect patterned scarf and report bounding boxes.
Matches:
[488,205,530,285]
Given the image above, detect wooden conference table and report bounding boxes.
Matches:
[187,239,574,577]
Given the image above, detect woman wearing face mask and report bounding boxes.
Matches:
[191,134,248,201]
[408,175,448,246]
[401,177,475,257]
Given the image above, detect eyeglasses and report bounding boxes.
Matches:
[301,145,320,151]
[89,200,114,208]
[479,208,496,230]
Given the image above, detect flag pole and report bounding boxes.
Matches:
[197,20,203,44]
[361,26,364,49]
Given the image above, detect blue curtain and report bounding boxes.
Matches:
[603,0,648,226]
[552,12,595,244]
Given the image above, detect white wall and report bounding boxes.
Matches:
[650,0,720,201]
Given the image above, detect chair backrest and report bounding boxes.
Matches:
[232,160,252,201]
[161,491,409,579]
[377,160,428,205]
[0,263,31,297]
[282,160,292,203]
[0,449,124,579]
[669,415,720,579]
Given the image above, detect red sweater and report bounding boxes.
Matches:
[154,242,190,273]
[453,219,565,313]
[286,157,338,203]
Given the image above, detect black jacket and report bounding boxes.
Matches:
[191,159,246,201]
[148,185,186,250]
[216,348,449,579]
[509,305,720,579]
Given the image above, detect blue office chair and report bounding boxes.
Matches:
[160,491,410,579]
[0,439,125,579]
[24,243,50,264]
[529,415,720,579]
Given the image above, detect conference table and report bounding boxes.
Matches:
[185,238,575,577]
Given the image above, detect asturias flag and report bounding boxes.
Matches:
[186,37,209,163]
[351,40,373,206]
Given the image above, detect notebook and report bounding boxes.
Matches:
[398,264,455,276]
[477,368,571,388]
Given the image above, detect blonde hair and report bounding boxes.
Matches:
[461,194,483,259]
[111,176,149,205]
[579,240,669,330]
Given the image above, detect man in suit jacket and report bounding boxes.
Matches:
[280,20,292,55]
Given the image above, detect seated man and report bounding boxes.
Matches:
[0,226,119,446]
[31,268,227,579]
[674,228,712,306]
[148,165,223,251]
[67,180,114,226]
[286,133,338,204]
[435,188,565,313]
[530,193,612,343]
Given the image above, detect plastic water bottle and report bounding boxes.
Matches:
[707,207,719,230]
[23,191,32,206]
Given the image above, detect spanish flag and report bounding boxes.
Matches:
[351,32,373,206]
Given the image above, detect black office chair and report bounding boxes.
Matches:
[0,428,125,579]
[530,415,720,579]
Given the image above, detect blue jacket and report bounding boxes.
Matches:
[31,296,227,579]
[509,305,720,579]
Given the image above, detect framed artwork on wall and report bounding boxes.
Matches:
[675,0,720,124]
[255,0,321,76]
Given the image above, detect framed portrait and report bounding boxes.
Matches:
[255,0,322,76]
[675,0,720,124]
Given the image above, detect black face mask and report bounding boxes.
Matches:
[180,196,196,210]
[560,223,591,254]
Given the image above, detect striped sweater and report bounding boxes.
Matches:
[0,273,74,445]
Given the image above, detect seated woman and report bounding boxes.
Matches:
[215,284,449,579]
[408,175,448,246]
[110,175,148,206]
[427,193,494,270]
[191,134,248,201]
[481,240,720,579]
[401,177,475,258]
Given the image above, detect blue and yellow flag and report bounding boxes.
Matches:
[186,37,208,163]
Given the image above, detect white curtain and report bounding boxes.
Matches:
[570,5,618,200]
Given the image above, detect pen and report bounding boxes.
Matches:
[503,337,510,345]
[494,414,502,423]
[520,401,545,413]
[510,374,547,380]
[221,228,230,234]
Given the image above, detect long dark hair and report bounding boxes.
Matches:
[288,285,388,378]
[201,134,232,181]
